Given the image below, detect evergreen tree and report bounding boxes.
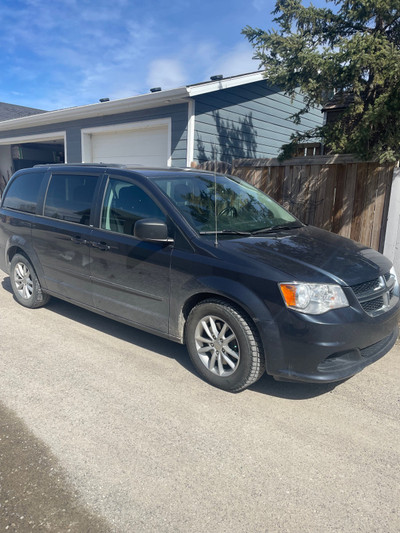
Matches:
[243,0,400,162]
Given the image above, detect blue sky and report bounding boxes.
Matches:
[0,0,326,111]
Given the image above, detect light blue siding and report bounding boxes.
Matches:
[193,80,322,163]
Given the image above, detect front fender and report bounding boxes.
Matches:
[188,275,274,324]
[169,271,279,352]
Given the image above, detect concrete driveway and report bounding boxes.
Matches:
[0,270,399,533]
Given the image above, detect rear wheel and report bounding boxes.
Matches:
[10,254,50,308]
[185,299,265,392]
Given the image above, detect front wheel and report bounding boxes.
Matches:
[185,299,265,392]
[10,254,50,308]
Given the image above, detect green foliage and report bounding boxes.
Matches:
[243,0,400,162]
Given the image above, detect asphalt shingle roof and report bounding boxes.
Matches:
[0,102,47,122]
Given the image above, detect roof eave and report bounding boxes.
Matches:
[0,87,190,131]
[187,72,265,97]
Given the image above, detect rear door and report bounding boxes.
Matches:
[89,174,172,334]
[32,170,102,306]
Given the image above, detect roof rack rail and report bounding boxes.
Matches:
[33,163,128,168]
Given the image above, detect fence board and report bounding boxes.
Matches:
[339,164,357,239]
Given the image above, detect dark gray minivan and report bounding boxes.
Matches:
[0,164,399,391]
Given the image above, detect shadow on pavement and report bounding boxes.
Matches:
[2,276,337,400]
[249,373,340,399]
[0,401,112,533]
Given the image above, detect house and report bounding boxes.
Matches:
[0,72,322,180]
[321,92,354,127]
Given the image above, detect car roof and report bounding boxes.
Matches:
[31,163,219,180]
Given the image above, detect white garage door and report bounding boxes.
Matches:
[86,122,170,166]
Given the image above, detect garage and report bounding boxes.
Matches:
[0,133,65,194]
[81,119,171,167]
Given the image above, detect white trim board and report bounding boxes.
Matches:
[186,100,195,167]
[0,131,66,145]
[187,72,264,97]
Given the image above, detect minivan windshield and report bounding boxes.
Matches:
[152,173,300,234]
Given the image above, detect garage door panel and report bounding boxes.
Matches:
[90,126,169,166]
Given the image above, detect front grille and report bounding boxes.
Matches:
[350,272,397,317]
[361,297,384,314]
[351,278,381,296]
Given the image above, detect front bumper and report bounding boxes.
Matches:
[258,298,400,383]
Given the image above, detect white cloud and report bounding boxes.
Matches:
[146,59,187,91]
[208,41,261,79]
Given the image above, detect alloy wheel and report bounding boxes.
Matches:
[13,262,34,300]
[194,314,240,376]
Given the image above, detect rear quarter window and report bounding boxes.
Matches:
[2,171,45,214]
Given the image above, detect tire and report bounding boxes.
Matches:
[185,299,265,392]
[10,254,50,309]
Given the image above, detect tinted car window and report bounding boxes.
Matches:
[2,171,45,214]
[153,173,298,233]
[44,173,98,225]
[101,178,165,235]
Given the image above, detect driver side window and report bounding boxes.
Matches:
[101,178,165,236]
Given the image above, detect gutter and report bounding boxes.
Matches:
[0,87,190,131]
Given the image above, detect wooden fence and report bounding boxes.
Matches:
[195,155,395,252]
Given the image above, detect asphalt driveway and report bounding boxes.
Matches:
[0,270,399,532]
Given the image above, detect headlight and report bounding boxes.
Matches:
[279,282,349,315]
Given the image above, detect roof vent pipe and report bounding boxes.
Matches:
[210,75,223,81]
[150,87,162,93]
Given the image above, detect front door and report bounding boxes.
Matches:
[89,176,172,334]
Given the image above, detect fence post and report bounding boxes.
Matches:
[383,166,400,272]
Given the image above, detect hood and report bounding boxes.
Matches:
[217,226,391,286]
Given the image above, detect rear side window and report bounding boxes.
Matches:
[44,173,98,225]
[2,171,45,213]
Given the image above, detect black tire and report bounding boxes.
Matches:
[10,254,50,309]
[185,299,265,392]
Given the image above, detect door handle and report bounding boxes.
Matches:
[90,241,111,251]
[71,235,88,245]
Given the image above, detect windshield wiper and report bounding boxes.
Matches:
[250,223,303,235]
[199,230,252,236]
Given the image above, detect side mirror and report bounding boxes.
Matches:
[134,218,174,244]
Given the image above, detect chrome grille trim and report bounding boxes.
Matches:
[351,272,397,317]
